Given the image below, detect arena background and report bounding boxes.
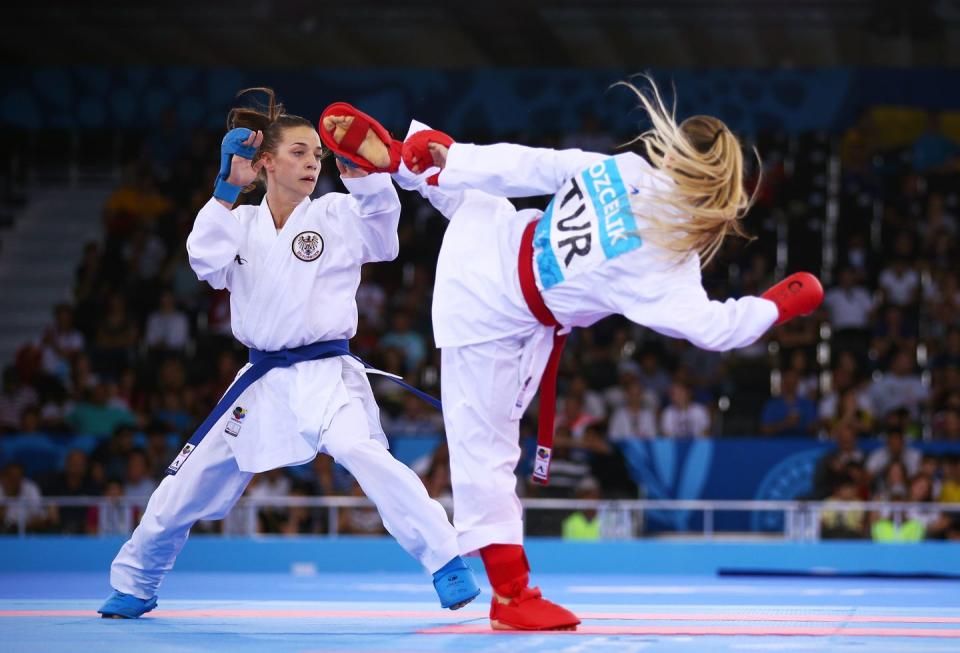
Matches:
[2,2,960,652]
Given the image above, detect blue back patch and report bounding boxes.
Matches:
[532,156,643,291]
[581,158,643,259]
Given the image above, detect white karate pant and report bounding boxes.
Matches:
[110,397,460,599]
[441,340,528,555]
[396,168,535,556]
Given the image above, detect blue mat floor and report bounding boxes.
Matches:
[2,572,960,652]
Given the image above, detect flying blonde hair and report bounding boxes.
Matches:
[617,76,758,267]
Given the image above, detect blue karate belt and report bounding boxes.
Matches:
[165,339,440,475]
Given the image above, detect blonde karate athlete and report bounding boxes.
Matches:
[319,81,823,631]
[98,88,479,619]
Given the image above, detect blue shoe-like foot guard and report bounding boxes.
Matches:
[432,556,481,610]
[98,590,159,619]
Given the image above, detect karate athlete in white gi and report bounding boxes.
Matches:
[322,81,823,631]
[98,89,479,619]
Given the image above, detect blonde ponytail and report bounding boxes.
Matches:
[616,76,758,267]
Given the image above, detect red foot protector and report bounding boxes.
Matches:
[761,271,824,325]
[318,102,401,173]
[480,544,580,631]
[402,129,454,186]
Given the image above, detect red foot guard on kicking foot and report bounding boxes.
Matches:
[761,271,824,326]
[318,102,401,173]
[490,586,580,631]
[480,543,580,631]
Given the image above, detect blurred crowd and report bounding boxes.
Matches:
[2,107,960,540]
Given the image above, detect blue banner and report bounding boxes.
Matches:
[617,437,960,532]
[5,67,960,134]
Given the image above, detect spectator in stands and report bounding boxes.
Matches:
[872,473,945,542]
[198,350,241,410]
[338,481,386,535]
[96,480,133,535]
[123,227,168,288]
[39,304,84,383]
[868,349,929,421]
[92,294,138,375]
[74,241,104,308]
[555,394,598,440]
[867,428,923,482]
[561,476,602,541]
[675,340,724,402]
[873,459,909,502]
[0,462,47,534]
[144,289,190,352]
[823,267,874,344]
[66,382,136,438]
[844,232,871,282]
[66,353,98,401]
[379,311,427,374]
[636,350,671,403]
[818,385,874,438]
[935,408,960,440]
[248,468,293,534]
[660,381,711,437]
[811,420,866,499]
[871,305,918,367]
[0,367,38,433]
[122,449,156,509]
[933,328,960,370]
[385,394,444,437]
[421,441,453,502]
[578,423,638,498]
[370,347,408,416]
[760,370,817,437]
[785,349,818,400]
[91,425,137,482]
[906,474,952,540]
[929,273,960,332]
[279,481,318,535]
[563,375,607,422]
[878,258,920,308]
[356,267,387,330]
[39,383,70,433]
[143,422,174,480]
[819,472,867,540]
[921,193,958,252]
[44,449,99,534]
[103,163,172,240]
[940,454,960,503]
[607,379,658,440]
[152,390,193,434]
[306,453,351,497]
[17,405,43,436]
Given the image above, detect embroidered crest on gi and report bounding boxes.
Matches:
[292,231,324,262]
[225,406,247,437]
[166,443,196,475]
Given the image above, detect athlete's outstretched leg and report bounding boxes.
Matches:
[102,428,253,617]
[321,397,480,609]
[441,341,580,630]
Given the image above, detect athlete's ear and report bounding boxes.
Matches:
[259,151,275,173]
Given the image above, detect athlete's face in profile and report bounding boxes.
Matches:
[263,125,323,198]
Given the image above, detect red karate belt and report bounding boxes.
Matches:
[517,218,568,485]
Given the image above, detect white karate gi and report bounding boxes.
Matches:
[396,123,778,554]
[110,173,459,600]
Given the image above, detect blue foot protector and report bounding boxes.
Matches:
[432,556,481,610]
[98,590,158,619]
